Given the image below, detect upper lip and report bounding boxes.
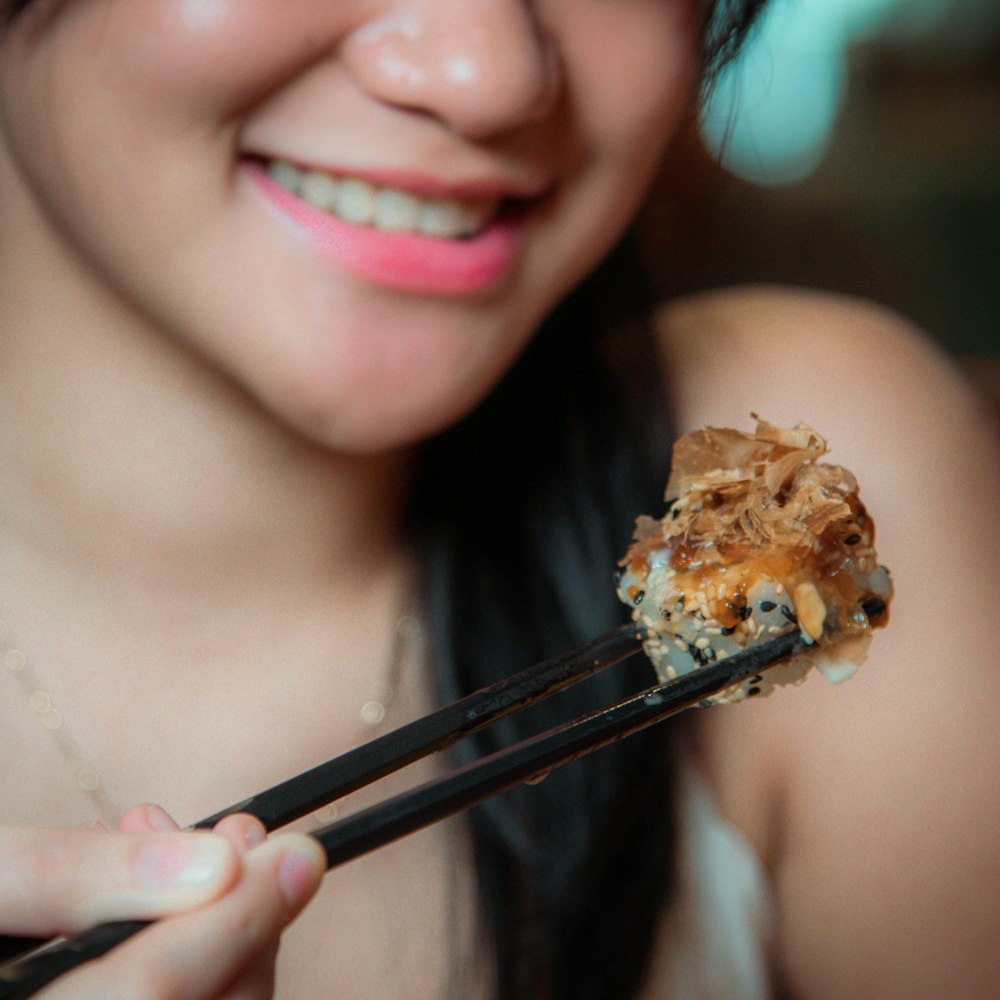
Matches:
[244,151,551,202]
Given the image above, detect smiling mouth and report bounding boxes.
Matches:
[256,158,504,241]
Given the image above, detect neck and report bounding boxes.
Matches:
[0,261,413,636]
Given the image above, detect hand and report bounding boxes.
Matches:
[0,804,325,999]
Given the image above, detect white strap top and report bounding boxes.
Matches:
[651,763,776,999]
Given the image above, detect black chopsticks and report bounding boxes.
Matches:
[0,623,646,979]
[192,621,648,831]
[0,622,819,998]
[315,628,810,867]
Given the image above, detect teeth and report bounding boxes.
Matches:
[374,188,423,232]
[334,177,378,225]
[299,170,339,211]
[265,159,499,239]
[268,159,303,195]
[419,198,491,239]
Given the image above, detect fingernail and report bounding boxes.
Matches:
[144,804,180,833]
[134,835,234,892]
[243,821,266,850]
[213,813,267,855]
[275,838,324,909]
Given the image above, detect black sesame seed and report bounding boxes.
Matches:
[633,590,645,605]
[721,626,736,636]
[759,601,777,613]
[780,605,798,624]
[861,596,888,625]
[739,605,753,621]
[845,533,862,545]
[747,686,762,697]
[750,675,762,684]
[690,645,711,666]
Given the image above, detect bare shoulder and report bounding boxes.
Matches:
[655,283,990,438]
[653,286,1000,999]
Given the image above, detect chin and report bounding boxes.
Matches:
[257,328,533,456]
[256,371,485,457]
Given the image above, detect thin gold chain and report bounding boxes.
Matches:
[1,618,121,826]
[1,612,422,829]
[309,611,423,827]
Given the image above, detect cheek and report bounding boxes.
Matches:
[5,0,345,121]
[530,4,699,295]
[131,1,334,111]
[566,1,700,162]
[0,0,351,283]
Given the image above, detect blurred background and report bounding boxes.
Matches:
[640,0,999,414]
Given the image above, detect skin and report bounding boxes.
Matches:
[0,1,997,998]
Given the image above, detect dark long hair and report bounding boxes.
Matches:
[702,0,770,79]
[411,239,676,999]
[4,2,770,995]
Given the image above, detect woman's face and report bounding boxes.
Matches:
[0,0,699,451]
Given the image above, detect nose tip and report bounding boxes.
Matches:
[343,3,560,138]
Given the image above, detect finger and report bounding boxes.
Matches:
[49,834,325,1000]
[119,805,266,856]
[119,803,181,834]
[0,827,240,936]
[212,814,267,857]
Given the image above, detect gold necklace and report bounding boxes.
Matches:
[0,611,422,829]
[309,610,423,828]
[0,618,120,826]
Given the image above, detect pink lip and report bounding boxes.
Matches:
[245,161,527,296]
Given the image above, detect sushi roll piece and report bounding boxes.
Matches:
[617,417,893,703]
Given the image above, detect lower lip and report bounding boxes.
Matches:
[246,162,526,296]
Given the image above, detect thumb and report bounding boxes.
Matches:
[0,826,240,937]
